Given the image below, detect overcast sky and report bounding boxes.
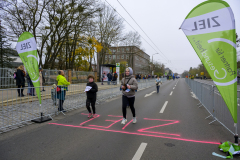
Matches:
[105,0,240,74]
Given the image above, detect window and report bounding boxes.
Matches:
[121,55,124,59]
[126,47,129,52]
[105,55,108,60]
[126,55,129,59]
[117,55,120,59]
[113,49,116,53]
[122,48,125,52]
[109,55,112,60]
[113,55,116,59]
[117,48,121,52]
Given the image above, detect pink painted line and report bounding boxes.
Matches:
[108,115,123,117]
[122,120,133,130]
[89,119,122,129]
[81,113,89,115]
[138,121,179,132]
[49,123,220,145]
[139,130,180,136]
[80,114,100,126]
[144,118,178,122]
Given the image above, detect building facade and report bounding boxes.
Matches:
[105,46,150,75]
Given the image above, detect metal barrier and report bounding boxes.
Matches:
[0,68,95,88]
[71,71,94,84]
[0,78,166,133]
[185,78,240,136]
[0,68,16,88]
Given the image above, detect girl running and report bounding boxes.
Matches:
[86,75,98,118]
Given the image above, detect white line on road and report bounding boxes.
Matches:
[160,101,168,113]
[170,91,173,96]
[144,91,156,97]
[132,143,148,160]
[173,87,175,90]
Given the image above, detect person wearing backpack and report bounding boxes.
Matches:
[120,67,138,125]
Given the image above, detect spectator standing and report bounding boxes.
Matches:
[107,72,112,85]
[113,72,118,85]
[16,65,26,97]
[56,70,70,112]
[101,72,105,85]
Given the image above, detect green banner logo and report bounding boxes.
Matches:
[16,32,41,104]
[181,0,237,123]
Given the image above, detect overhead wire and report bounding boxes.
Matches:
[115,0,180,71]
[104,0,168,61]
[116,0,169,61]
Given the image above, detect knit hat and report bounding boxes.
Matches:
[126,67,133,75]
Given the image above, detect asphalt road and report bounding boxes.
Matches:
[0,79,237,160]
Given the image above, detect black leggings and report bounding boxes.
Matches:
[122,95,135,119]
[86,98,96,114]
[59,100,64,111]
[17,85,25,95]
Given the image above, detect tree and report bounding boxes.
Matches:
[236,33,240,48]
[42,0,101,69]
[0,21,17,68]
[1,0,50,68]
[153,61,165,76]
[181,70,189,78]
[1,0,101,69]
[95,4,124,71]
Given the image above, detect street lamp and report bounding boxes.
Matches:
[152,53,159,63]
[151,53,158,75]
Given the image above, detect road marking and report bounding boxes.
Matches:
[144,91,156,97]
[160,101,168,113]
[132,143,147,160]
[170,91,173,96]
[173,87,175,90]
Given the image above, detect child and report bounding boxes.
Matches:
[51,84,57,105]
[86,75,98,118]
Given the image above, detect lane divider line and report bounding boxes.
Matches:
[160,101,168,113]
[132,143,148,160]
[173,87,175,90]
[170,91,173,96]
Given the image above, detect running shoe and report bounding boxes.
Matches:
[92,114,97,118]
[133,117,137,124]
[88,113,92,118]
[121,118,127,125]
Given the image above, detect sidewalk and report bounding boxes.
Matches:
[0,80,159,133]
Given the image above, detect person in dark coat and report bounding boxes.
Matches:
[107,72,112,85]
[86,75,98,118]
[16,65,26,97]
[113,72,118,85]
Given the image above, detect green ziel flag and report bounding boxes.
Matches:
[16,32,41,104]
[181,0,237,123]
